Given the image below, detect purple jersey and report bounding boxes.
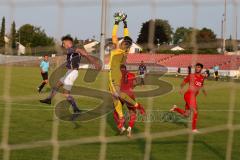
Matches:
[66,47,81,69]
[139,64,146,75]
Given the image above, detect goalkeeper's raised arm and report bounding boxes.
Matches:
[123,19,129,37]
[112,12,129,49]
[112,13,120,46]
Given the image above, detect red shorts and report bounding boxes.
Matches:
[184,93,197,110]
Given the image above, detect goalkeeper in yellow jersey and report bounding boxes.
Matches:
[109,12,145,133]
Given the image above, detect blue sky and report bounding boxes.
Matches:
[0,0,239,42]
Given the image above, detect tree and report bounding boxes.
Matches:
[173,27,189,44]
[17,24,55,47]
[196,27,216,43]
[226,34,234,52]
[0,17,6,48]
[10,21,17,48]
[73,37,79,45]
[137,19,173,47]
[179,27,199,44]
[173,27,216,47]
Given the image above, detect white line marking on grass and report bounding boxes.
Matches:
[0,103,239,112]
[0,102,52,107]
[0,102,92,111]
[151,109,240,112]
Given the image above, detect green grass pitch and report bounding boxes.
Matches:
[0,66,239,160]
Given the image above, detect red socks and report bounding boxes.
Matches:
[174,107,198,130]
[174,107,185,115]
[113,110,119,125]
[113,110,125,129]
[113,110,137,129]
[192,111,198,130]
[128,113,137,128]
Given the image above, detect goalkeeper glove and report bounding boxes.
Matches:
[114,12,127,24]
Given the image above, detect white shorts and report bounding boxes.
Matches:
[60,69,79,91]
[139,74,145,78]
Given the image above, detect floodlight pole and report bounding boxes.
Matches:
[236,15,238,41]
[100,0,108,69]
[223,0,227,53]
[221,18,223,46]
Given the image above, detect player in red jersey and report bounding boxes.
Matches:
[170,63,207,133]
[113,64,144,137]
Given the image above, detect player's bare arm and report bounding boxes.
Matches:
[179,81,187,94]
[76,48,101,70]
[133,79,137,88]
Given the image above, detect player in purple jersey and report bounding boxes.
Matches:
[40,35,100,114]
[138,61,147,85]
